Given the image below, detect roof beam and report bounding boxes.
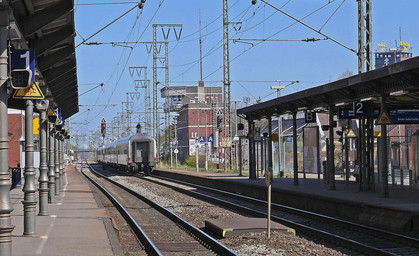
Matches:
[19,1,73,37]
[43,61,76,83]
[31,28,75,57]
[38,46,74,72]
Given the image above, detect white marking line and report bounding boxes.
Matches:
[35,190,65,254]
[35,217,56,255]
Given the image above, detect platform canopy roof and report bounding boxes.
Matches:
[238,56,419,121]
[6,0,78,118]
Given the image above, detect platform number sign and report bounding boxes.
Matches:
[11,49,35,81]
[353,102,368,117]
[305,111,316,123]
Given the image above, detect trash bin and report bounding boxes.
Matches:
[11,168,21,189]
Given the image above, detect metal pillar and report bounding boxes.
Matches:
[260,134,264,175]
[58,133,64,189]
[358,0,373,73]
[55,131,60,195]
[23,100,37,236]
[164,40,169,161]
[345,135,350,184]
[223,0,231,171]
[152,25,158,149]
[380,96,389,197]
[48,124,56,203]
[268,118,273,182]
[329,105,336,190]
[0,6,14,253]
[292,112,299,185]
[63,136,67,185]
[60,135,64,187]
[239,136,243,176]
[38,108,48,215]
[248,120,256,179]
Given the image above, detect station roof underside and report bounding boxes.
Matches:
[238,56,419,121]
[8,0,78,118]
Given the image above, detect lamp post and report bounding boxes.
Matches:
[196,99,200,172]
[231,99,241,170]
[205,109,208,171]
[271,83,286,176]
[172,113,179,168]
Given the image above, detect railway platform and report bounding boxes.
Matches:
[155,168,419,234]
[10,165,123,256]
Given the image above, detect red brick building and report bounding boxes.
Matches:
[162,84,224,162]
[8,109,24,169]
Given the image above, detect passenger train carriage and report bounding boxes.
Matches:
[97,134,157,175]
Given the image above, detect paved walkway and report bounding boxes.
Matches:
[11,165,123,256]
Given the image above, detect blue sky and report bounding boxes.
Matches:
[72,0,418,142]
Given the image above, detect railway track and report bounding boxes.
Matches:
[82,163,238,256]
[141,171,419,256]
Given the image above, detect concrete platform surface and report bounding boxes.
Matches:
[205,217,294,237]
[157,168,419,233]
[10,165,123,256]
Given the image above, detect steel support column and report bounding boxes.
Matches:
[59,135,64,187]
[223,0,231,171]
[380,96,389,197]
[48,124,56,203]
[0,5,14,254]
[55,131,60,195]
[38,108,48,215]
[23,100,37,236]
[293,112,299,185]
[248,120,256,179]
[62,136,67,185]
[268,118,273,182]
[329,105,336,190]
[358,0,373,73]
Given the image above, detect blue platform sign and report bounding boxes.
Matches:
[11,49,35,81]
[339,107,379,119]
[207,136,213,142]
[54,107,64,126]
[339,106,419,124]
[199,136,205,143]
[388,108,419,124]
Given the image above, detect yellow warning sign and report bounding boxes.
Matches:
[346,128,356,137]
[12,82,44,99]
[374,131,381,137]
[376,111,393,125]
[47,107,56,116]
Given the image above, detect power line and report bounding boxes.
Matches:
[76,2,140,5]
[260,0,356,53]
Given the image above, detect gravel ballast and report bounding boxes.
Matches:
[101,173,349,256]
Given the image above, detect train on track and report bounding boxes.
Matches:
[97,133,157,175]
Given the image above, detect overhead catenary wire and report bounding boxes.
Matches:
[199,0,339,85]
[260,0,356,53]
[90,0,166,125]
[76,3,142,48]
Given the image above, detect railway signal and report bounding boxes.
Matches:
[217,116,223,132]
[101,118,106,138]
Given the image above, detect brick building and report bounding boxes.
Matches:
[8,109,40,170]
[161,84,224,162]
[8,109,24,169]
